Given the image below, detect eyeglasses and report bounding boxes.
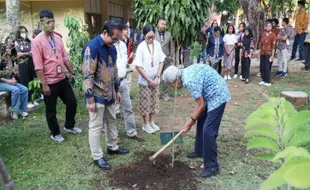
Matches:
[111,37,119,43]
[145,35,155,40]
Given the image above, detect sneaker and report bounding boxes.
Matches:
[27,103,35,109]
[162,94,170,101]
[20,112,29,117]
[245,79,249,84]
[259,81,265,85]
[50,134,65,143]
[227,75,232,80]
[199,167,220,178]
[240,78,245,81]
[289,57,296,61]
[150,121,160,132]
[263,83,271,86]
[32,101,39,106]
[233,74,238,79]
[224,75,228,80]
[239,75,243,80]
[281,72,287,78]
[142,123,155,134]
[275,71,282,76]
[256,73,261,77]
[64,126,82,134]
[10,112,18,120]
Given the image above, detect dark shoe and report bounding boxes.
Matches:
[289,57,296,61]
[94,157,111,170]
[107,148,129,155]
[128,134,144,141]
[281,72,287,78]
[275,71,282,76]
[199,167,220,178]
[297,58,304,61]
[187,152,203,159]
[116,113,122,119]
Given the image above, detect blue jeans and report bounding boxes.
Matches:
[194,103,226,168]
[0,82,28,112]
[291,32,307,60]
[197,48,207,64]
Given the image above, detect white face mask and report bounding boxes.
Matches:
[297,5,300,11]
[21,33,27,39]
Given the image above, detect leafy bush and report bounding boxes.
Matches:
[64,12,89,91]
[190,41,202,59]
[244,97,310,161]
[28,78,41,101]
[261,146,310,190]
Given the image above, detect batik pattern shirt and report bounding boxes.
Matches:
[181,64,231,112]
[82,35,119,106]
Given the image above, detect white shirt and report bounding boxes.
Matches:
[114,40,128,78]
[134,40,166,86]
[223,34,237,45]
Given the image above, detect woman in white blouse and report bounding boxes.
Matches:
[134,24,166,134]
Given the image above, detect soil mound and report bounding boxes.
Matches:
[108,152,198,190]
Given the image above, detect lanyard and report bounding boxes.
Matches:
[146,43,154,67]
[45,34,59,62]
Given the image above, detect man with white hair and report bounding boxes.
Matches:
[162,64,231,178]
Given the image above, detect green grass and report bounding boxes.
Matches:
[1,72,310,190]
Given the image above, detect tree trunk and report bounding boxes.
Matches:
[6,0,20,36]
[280,91,309,109]
[0,155,16,190]
[239,0,264,48]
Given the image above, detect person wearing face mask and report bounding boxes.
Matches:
[82,19,129,170]
[290,0,309,62]
[14,26,39,109]
[32,10,82,143]
[135,24,166,134]
[155,17,173,101]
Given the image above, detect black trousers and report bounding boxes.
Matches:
[260,55,271,83]
[18,57,37,102]
[234,47,241,74]
[241,57,251,79]
[43,79,77,136]
[217,60,222,75]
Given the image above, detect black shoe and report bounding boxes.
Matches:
[289,57,296,61]
[94,157,111,170]
[187,152,203,159]
[199,167,219,178]
[116,113,122,119]
[107,148,129,155]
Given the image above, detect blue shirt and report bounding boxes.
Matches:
[181,64,231,112]
[82,35,119,106]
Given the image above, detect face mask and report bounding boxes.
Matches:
[297,6,300,11]
[21,33,27,39]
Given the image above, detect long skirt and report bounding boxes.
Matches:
[223,45,235,72]
[139,85,159,116]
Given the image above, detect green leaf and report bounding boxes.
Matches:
[255,153,275,161]
[247,137,280,153]
[244,126,279,142]
[273,146,310,163]
[282,111,310,145]
[260,168,286,190]
[245,115,278,130]
[284,163,310,188]
[287,131,310,147]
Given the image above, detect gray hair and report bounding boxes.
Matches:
[162,66,179,83]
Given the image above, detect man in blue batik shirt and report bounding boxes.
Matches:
[82,19,129,170]
[162,64,231,178]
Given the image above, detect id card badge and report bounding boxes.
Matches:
[57,65,62,74]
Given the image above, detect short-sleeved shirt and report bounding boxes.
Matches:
[223,34,237,46]
[277,27,292,50]
[259,32,277,55]
[82,35,119,105]
[181,64,231,112]
[134,40,166,86]
[32,32,69,85]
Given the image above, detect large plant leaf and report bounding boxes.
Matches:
[287,130,310,147]
[284,163,310,188]
[247,137,280,153]
[244,126,279,142]
[255,153,275,161]
[260,168,286,190]
[282,111,310,145]
[273,146,310,163]
[278,100,296,126]
[245,114,278,130]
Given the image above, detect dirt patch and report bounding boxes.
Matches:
[108,152,198,190]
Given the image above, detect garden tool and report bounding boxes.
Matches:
[149,128,185,162]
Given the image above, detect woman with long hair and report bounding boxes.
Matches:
[15,26,39,108]
[234,22,246,79]
[223,25,237,80]
[134,24,166,134]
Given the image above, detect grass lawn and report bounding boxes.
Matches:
[1,70,310,190]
